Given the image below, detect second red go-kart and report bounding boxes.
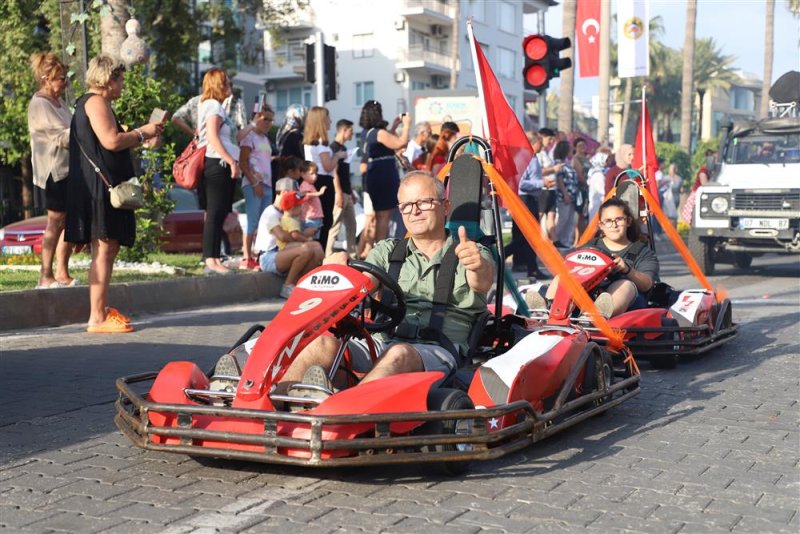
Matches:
[115,138,641,473]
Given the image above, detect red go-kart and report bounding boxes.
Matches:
[115,139,640,473]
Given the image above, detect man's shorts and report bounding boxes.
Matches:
[347,337,456,375]
[258,250,286,276]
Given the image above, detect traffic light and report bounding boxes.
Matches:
[305,42,338,102]
[522,34,572,92]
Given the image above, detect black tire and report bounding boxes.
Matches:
[651,317,680,369]
[688,232,715,276]
[595,352,614,406]
[419,388,475,476]
[733,252,752,269]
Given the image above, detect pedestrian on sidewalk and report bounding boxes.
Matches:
[328,119,358,257]
[303,106,343,249]
[28,52,75,289]
[65,55,163,333]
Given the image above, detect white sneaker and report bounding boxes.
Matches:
[594,292,614,319]
[525,290,548,311]
[279,284,295,299]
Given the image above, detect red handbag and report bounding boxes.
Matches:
[172,138,206,189]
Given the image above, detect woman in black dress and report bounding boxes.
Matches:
[358,100,410,241]
[65,55,163,333]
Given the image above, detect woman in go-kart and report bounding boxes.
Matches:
[533,198,659,318]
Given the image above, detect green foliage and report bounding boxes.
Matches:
[690,137,721,189]
[113,65,183,262]
[656,142,691,185]
[0,0,48,166]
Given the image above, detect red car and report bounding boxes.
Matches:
[0,188,242,255]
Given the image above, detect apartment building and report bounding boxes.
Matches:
[232,0,552,132]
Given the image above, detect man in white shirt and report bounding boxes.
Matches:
[255,178,324,298]
[403,121,432,169]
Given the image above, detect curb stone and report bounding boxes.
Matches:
[0,272,283,332]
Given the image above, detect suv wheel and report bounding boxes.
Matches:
[688,232,715,276]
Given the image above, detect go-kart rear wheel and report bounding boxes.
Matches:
[594,352,614,406]
[418,388,475,476]
[651,318,680,369]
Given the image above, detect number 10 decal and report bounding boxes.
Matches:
[570,265,597,276]
[289,297,323,315]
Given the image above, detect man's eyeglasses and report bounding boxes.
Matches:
[600,216,627,228]
[398,197,443,214]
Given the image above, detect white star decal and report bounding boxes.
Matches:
[588,35,596,44]
[488,417,499,430]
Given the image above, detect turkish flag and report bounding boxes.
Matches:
[470,31,533,199]
[632,101,660,206]
[576,0,601,78]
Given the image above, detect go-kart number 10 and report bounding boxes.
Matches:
[289,297,323,315]
[570,265,598,276]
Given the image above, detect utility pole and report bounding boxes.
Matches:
[538,10,546,129]
[597,0,611,145]
[314,31,324,106]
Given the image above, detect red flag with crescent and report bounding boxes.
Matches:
[576,0,601,78]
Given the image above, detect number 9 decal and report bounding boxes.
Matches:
[290,297,323,315]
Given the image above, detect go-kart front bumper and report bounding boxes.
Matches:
[115,371,640,467]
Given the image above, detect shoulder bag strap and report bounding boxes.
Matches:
[75,140,112,189]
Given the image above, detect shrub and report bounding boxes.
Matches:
[656,142,691,185]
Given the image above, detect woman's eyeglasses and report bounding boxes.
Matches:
[397,198,443,214]
[600,216,627,228]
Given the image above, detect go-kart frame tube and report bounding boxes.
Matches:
[114,372,639,467]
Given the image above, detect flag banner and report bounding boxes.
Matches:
[467,23,533,198]
[576,0,601,78]
[617,0,649,78]
[632,99,660,206]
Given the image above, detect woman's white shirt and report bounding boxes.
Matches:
[198,98,240,161]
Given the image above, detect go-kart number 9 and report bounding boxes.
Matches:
[289,297,323,315]
[570,265,597,276]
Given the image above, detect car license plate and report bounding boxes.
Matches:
[740,218,789,230]
[1,245,32,255]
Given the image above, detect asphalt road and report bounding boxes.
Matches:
[1,251,798,533]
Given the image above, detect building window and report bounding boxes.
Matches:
[411,80,430,91]
[498,47,515,80]
[277,86,309,111]
[729,87,754,112]
[498,2,515,33]
[506,94,517,111]
[353,33,374,59]
[355,81,375,106]
[465,0,485,22]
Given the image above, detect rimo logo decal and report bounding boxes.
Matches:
[569,252,605,266]
[297,270,354,292]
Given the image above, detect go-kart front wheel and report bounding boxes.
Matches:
[418,388,475,476]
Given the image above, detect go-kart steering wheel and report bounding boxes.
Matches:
[348,260,407,333]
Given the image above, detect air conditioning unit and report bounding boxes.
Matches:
[432,75,448,89]
[394,18,406,30]
[394,71,406,83]
[431,24,445,36]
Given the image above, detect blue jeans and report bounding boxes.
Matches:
[242,184,272,234]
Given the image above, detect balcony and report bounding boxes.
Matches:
[400,0,454,25]
[396,43,452,74]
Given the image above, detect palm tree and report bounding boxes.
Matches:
[693,38,738,142]
[100,0,129,60]
[647,44,682,142]
[557,0,576,132]
[761,0,775,117]
[679,0,697,151]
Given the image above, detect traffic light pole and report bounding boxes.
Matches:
[314,32,324,106]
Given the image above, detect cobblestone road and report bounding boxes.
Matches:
[1,254,798,533]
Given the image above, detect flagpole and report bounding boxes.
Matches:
[641,84,647,180]
[466,19,490,141]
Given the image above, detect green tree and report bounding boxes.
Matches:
[693,37,738,142]
[0,0,50,219]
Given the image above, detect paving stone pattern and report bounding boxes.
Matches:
[1,256,798,533]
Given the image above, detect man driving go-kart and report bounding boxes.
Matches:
[275,171,495,397]
[529,198,659,318]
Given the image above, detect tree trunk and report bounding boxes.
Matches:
[597,0,611,145]
[696,88,706,142]
[449,1,459,89]
[620,78,633,144]
[557,0,576,133]
[100,0,129,61]
[760,0,775,118]
[679,0,697,151]
[20,158,33,220]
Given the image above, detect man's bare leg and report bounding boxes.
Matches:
[359,343,424,385]
[274,335,340,395]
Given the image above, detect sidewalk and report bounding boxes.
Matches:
[0,271,283,332]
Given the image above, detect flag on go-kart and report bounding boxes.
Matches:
[632,97,660,207]
[467,21,533,200]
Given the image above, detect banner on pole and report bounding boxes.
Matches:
[617,0,649,78]
[576,0,601,78]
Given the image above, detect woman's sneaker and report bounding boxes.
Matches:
[594,292,614,319]
[279,284,295,299]
[525,290,549,311]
